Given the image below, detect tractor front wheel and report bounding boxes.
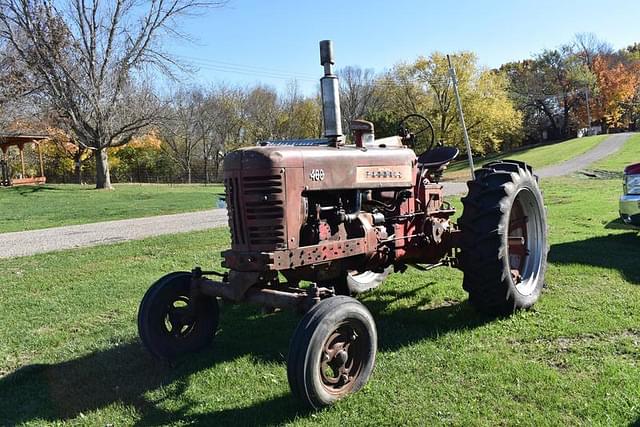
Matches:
[138,272,219,360]
[459,160,548,315]
[287,296,377,408]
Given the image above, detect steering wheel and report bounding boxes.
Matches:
[397,114,436,153]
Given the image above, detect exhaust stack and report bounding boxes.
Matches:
[319,40,343,144]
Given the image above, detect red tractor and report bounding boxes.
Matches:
[137,41,548,408]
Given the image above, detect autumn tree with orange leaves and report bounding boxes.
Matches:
[591,55,640,129]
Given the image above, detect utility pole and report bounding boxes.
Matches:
[585,87,592,131]
[447,55,475,180]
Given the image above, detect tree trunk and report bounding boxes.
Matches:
[74,151,83,184]
[96,148,113,189]
[214,151,220,182]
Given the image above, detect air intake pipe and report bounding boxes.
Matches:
[319,40,343,144]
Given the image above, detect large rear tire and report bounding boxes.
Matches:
[459,160,548,315]
[287,296,377,409]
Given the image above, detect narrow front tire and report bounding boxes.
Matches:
[138,272,219,360]
[287,296,377,408]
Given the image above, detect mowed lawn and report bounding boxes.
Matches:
[0,184,224,233]
[1,136,640,425]
[593,132,640,172]
[0,134,612,234]
[445,134,607,180]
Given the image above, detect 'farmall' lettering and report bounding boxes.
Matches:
[356,165,412,183]
[365,170,402,178]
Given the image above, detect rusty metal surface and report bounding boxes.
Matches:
[222,138,460,283]
[219,39,465,299]
[196,275,333,312]
[270,237,371,270]
[224,145,416,189]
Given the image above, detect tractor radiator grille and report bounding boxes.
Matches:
[225,173,285,248]
[243,175,285,246]
[225,177,246,245]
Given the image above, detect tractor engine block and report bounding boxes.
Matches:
[221,142,457,287]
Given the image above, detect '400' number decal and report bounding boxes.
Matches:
[309,169,325,181]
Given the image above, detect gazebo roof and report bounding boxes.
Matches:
[0,133,49,148]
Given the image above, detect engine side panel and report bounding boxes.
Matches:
[222,143,456,280]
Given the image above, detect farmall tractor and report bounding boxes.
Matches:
[138,41,548,408]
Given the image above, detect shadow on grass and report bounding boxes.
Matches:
[549,231,640,284]
[604,217,639,231]
[0,286,491,426]
[363,283,493,352]
[9,185,61,196]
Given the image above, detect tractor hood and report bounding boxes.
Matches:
[224,144,417,190]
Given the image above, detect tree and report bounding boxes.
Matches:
[592,55,640,129]
[243,85,281,142]
[207,85,246,180]
[278,82,321,140]
[112,132,166,182]
[502,45,592,141]
[384,52,523,154]
[0,0,224,189]
[573,33,613,71]
[338,66,382,137]
[159,87,204,184]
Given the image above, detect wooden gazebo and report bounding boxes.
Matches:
[0,134,48,186]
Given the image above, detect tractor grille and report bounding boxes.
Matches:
[225,176,246,245]
[225,173,286,248]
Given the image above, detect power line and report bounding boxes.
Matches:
[176,53,455,87]
[176,54,319,78]
[178,53,592,101]
[188,61,318,82]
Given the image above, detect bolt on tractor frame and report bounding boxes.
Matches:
[137,40,548,409]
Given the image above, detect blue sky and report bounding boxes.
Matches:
[166,0,640,95]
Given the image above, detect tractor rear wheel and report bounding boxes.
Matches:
[287,296,377,408]
[459,160,548,315]
[138,271,219,360]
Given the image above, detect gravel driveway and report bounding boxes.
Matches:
[0,133,632,258]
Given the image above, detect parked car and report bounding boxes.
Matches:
[620,163,640,226]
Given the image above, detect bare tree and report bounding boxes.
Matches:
[338,66,382,136]
[573,33,613,70]
[160,87,203,183]
[0,0,224,189]
[201,84,245,182]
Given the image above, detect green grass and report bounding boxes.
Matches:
[592,133,640,173]
[1,174,640,425]
[0,134,613,234]
[445,134,607,180]
[0,183,223,233]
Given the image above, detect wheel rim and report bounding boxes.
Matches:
[347,270,379,284]
[507,188,544,296]
[163,295,198,339]
[319,320,367,396]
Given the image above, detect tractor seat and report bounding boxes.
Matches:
[417,146,460,169]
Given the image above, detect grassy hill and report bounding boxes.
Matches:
[444,134,607,180]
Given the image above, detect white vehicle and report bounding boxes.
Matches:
[620,162,640,226]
